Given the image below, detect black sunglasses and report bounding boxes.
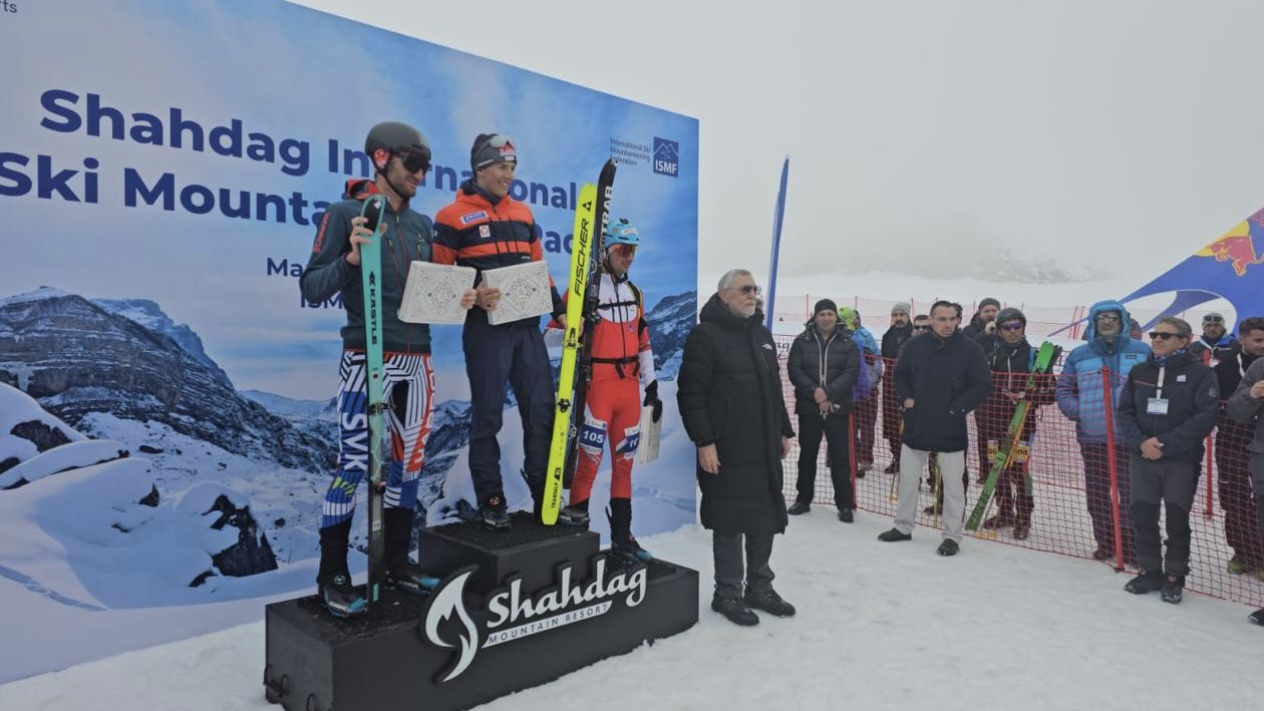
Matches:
[395,148,431,174]
[914,324,931,331]
[1149,331,1185,341]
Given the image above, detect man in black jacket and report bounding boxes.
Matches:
[678,269,797,627]
[880,302,914,474]
[1213,317,1264,577]
[1227,346,1264,625]
[787,298,861,521]
[879,301,991,556]
[1117,317,1219,603]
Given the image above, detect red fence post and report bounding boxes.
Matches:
[849,413,857,505]
[1101,366,1125,572]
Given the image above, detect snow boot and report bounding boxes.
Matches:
[317,521,366,618]
[1249,607,1264,626]
[1124,569,1164,595]
[711,595,759,626]
[383,507,439,594]
[838,508,854,523]
[937,539,960,557]
[1160,573,1185,604]
[744,589,796,617]
[787,500,811,516]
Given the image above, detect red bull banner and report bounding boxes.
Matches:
[1119,207,1264,329]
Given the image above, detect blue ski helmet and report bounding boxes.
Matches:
[605,218,640,247]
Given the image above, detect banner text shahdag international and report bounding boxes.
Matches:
[0,89,609,255]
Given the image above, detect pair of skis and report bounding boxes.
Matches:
[541,160,617,525]
[964,341,1060,532]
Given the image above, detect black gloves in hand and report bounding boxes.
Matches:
[643,380,663,423]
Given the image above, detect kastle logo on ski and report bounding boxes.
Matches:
[420,558,648,683]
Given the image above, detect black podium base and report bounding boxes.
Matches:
[264,515,699,711]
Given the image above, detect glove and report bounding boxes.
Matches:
[643,380,663,423]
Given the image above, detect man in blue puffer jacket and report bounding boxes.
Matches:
[1056,299,1151,563]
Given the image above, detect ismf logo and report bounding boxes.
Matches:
[652,138,679,177]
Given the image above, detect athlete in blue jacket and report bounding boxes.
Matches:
[1056,299,1150,563]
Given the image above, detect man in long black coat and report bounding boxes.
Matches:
[678,269,797,627]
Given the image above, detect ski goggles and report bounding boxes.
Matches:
[998,321,1024,332]
[1203,314,1224,325]
[610,244,637,258]
[394,148,431,174]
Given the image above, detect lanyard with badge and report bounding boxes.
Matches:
[1147,366,1169,416]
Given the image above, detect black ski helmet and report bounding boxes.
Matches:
[995,306,1026,328]
[364,121,431,165]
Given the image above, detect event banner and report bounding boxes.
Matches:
[0,0,698,680]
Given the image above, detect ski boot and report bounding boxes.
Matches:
[608,498,653,563]
[559,500,591,526]
[383,507,439,594]
[480,495,511,532]
[316,521,366,618]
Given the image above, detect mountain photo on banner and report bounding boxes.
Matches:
[0,0,698,682]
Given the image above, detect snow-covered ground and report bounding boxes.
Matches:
[1,509,1258,711]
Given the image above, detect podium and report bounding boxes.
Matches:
[264,513,699,711]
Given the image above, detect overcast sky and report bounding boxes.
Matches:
[293,0,1264,287]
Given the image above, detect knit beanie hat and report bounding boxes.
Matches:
[978,297,1001,312]
[891,301,911,316]
[814,298,838,316]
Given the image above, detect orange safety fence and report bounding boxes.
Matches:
[777,343,1264,610]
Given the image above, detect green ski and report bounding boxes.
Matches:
[358,194,388,609]
[965,341,1059,532]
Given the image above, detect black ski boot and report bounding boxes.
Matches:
[608,498,653,562]
[383,507,439,594]
[316,521,366,618]
[1160,573,1185,604]
[559,499,591,526]
[480,495,511,532]
[1124,568,1164,595]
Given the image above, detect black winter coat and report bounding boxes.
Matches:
[881,323,914,360]
[975,337,1056,440]
[1118,350,1220,463]
[894,329,991,452]
[787,324,861,416]
[678,294,795,535]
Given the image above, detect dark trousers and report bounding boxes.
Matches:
[463,309,554,505]
[1215,423,1263,565]
[1080,441,1134,558]
[854,395,877,463]
[880,371,902,461]
[1129,456,1200,575]
[713,531,775,599]
[796,413,853,509]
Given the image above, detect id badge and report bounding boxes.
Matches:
[1146,398,1169,416]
